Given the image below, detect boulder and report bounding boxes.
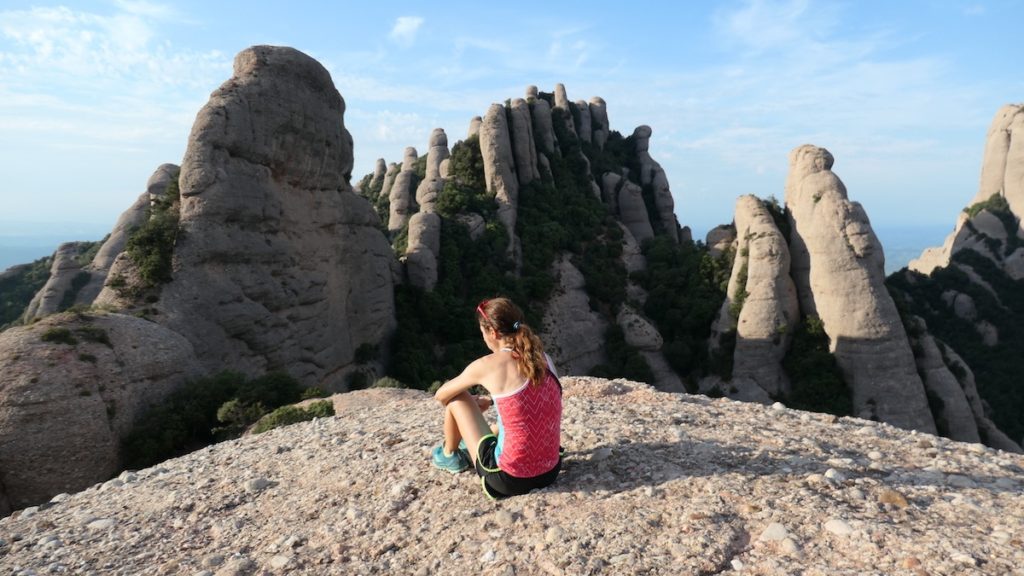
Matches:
[508,99,540,185]
[785,144,936,433]
[525,85,539,100]
[589,97,609,150]
[414,129,450,213]
[97,46,397,390]
[618,179,654,244]
[718,195,799,398]
[389,147,419,233]
[575,99,592,144]
[540,255,607,375]
[404,212,441,291]
[479,103,519,257]
[531,98,556,155]
[0,312,201,510]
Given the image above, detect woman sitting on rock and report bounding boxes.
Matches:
[432,297,563,499]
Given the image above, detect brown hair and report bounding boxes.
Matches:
[476,297,547,385]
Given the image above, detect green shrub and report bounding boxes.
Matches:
[372,376,407,389]
[782,315,852,415]
[252,400,335,434]
[78,353,97,363]
[1,256,53,329]
[122,370,305,469]
[300,386,329,400]
[75,325,111,347]
[41,327,77,345]
[125,183,181,286]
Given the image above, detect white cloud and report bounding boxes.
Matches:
[389,16,424,47]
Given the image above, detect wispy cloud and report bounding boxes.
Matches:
[389,16,424,47]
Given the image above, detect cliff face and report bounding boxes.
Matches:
[2,380,1022,575]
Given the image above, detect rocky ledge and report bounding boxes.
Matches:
[1,377,1022,575]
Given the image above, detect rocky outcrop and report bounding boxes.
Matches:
[508,99,539,185]
[540,255,607,374]
[715,196,799,399]
[617,179,654,243]
[467,116,482,139]
[706,225,737,259]
[96,46,397,390]
[0,312,201,510]
[617,305,685,392]
[589,97,609,150]
[414,129,449,213]
[379,162,399,206]
[531,97,556,156]
[633,125,679,242]
[553,83,575,136]
[22,243,92,321]
[479,103,520,257]
[786,145,935,433]
[972,104,1024,214]
[369,158,386,191]
[575,99,592,144]
[404,212,441,291]
[3,380,1023,573]
[388,147,419,234]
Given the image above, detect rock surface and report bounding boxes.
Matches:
[618,179,655,244]
[539,255,607,375]
[98,46,397,390]
[479,103,520,257]
[785,145,936,433]
[508,98,539,186]
[404,212,441,291]
[389,147,419,233]
[633,125,679,242]
[414,129,449,213]
[21,243,92,322]
[0,312,201,511]
[715,195,799,398]
[2,379,1022,575]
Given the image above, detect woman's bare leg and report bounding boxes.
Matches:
[443,391,491,464]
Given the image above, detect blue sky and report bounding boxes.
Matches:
[1,0,1022,248]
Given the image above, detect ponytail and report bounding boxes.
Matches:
[476,297,548,385]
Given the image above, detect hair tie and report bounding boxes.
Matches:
[512,321,521,332]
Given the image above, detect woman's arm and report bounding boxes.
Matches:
[434,356,490,405]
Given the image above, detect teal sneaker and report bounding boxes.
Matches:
[432,445,469,473]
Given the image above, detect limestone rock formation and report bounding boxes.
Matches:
[388,147,419,233]
[508,99,539,185]
[96,45,397,390]
[714,195,799,398]
[379,162,399,206]
[479,103,520,257]
[531,97,556,156]
[540,255,607,375]
[553,83,575,135]
[617,179,654,243]
[22,243,92,321]
[589,97,609,150]
[414,129,449,213]
[370,158,386,191]
[785,145,935,433]
[706,225,737,258]
[3,380,1023,573]
[574,99,592,143]
[0,312,201,510]
[633,126,679,242]
[404,212,441,291]
[467,116,482,139]
[616,305,685,392]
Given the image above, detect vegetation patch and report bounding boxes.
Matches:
[0,256,53,329]
[781,315,852,416]
[251,400,334,434]
[41,327,77,345]
[122,370,312,469]
[125,180,181,287]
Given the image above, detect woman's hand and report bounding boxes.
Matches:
[474,395,492,411]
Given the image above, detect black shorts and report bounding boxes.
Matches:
[474,434,561,500]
